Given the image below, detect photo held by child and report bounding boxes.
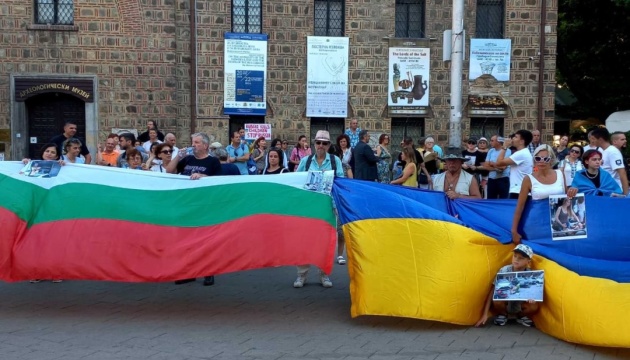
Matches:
[475,244,540,328]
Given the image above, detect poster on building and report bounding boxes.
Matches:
[306,37,349,117]
[244,123,272,140]
[224,33,268,116]
[387,39,430,117]
[468,39,511,117]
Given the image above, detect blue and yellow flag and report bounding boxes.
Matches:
[333,178,630,348]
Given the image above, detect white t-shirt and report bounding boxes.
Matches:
[602,145,624,189]
[508,148,533,194]
[142,140,163,153]
[583,145,600,152]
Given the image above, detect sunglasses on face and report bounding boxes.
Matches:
[534,156,551,163]
[570,149,580,154]
[315,141,330,146]
[161,150,173,154]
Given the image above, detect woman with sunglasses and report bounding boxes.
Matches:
[512,145,567,244]
[558,145,584,187]
[569,149,622,197]
[146,143,173,172]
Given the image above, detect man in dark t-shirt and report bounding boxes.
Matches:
[166,132,221,179]
[49,121,91,164]
[397,136,424,168]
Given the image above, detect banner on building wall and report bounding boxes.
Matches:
[224,33,268,116]
[387,39,431,117]
[468,39,511,117]
[306,36,349,118]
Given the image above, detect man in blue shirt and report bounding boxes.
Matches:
[226,131,250,175]
[344,119,361,149]
[294,130,344,289]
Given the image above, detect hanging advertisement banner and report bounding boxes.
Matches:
[468,39,511,117]
[224,33,268,116]
[306,36,349,118]
[387,39,431,117]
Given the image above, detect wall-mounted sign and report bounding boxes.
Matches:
[224,33,268,116]
[468,39,511,117]
[387,39,431,117]
[306,36,349,117]
[15,78,94,102]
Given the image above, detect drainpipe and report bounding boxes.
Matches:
[189,0,198,135]
[537,0,546,134]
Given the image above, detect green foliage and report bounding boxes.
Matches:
[557,0,630,119]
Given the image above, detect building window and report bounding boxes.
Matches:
[314,0,344,36]
[391,118,424,154]
[310,118,344,144]
[470,118,504,139]
[35,0,74,25]
[232,0,262,33]
[476,0,504,38]
[229,116,265,140]
[395,0,425,38]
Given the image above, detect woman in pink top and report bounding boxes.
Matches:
[289,135,312,171]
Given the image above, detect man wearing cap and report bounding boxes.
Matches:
[209,141,223,157]
[351,130,379,181]
[433,154,482,199]
[482,135,512,199]
[294,130,344,289]
[476,244,539,328]
[483,130,534,199]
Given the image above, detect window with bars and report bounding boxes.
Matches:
[395,0,425,38]
[314,0,344,37]
[475,0,504,38]
[469,118,504,139]
[35,0,74,25]
[390,118,425,154]
[310,118,345,144]
[232,0,262,33]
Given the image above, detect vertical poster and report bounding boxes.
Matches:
[549,194,588,240]
[224,33,268,116]
[468,39,511,116]
[387,39,430,117]
[306,37,349,117]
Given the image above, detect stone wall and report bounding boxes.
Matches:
[0,0,557,156]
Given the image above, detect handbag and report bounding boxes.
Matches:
[418,171,429,185]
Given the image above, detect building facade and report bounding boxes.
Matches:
[0,0,557,160]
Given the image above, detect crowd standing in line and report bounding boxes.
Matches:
[20,120,629,300]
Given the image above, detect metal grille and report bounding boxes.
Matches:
[390,118,425,154]
[314,0,344,37]
[232,0,262,33]
[310,118,344,144]
[475,0,504,38]
[35,0,74,25]
[395,0,425,38]
[469,118,504,139]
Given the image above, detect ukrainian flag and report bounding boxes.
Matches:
[333,178,630,348]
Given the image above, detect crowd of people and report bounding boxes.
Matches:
[19,120,629,327]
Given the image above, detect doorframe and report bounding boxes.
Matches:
[10,74,98,162]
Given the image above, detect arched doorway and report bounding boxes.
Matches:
[25,93,86,159]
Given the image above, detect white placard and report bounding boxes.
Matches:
[244,123,272,140]
[306,36,349,117]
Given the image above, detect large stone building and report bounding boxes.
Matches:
[0,0,557,160]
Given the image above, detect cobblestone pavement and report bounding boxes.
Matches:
[1,265,628,360]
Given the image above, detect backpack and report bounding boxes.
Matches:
[305,154,337,173]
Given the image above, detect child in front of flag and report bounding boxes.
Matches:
[475,244,540,327]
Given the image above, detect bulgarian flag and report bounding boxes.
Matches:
[0,162,337,282]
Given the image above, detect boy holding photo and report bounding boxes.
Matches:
[475,244,540,327]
